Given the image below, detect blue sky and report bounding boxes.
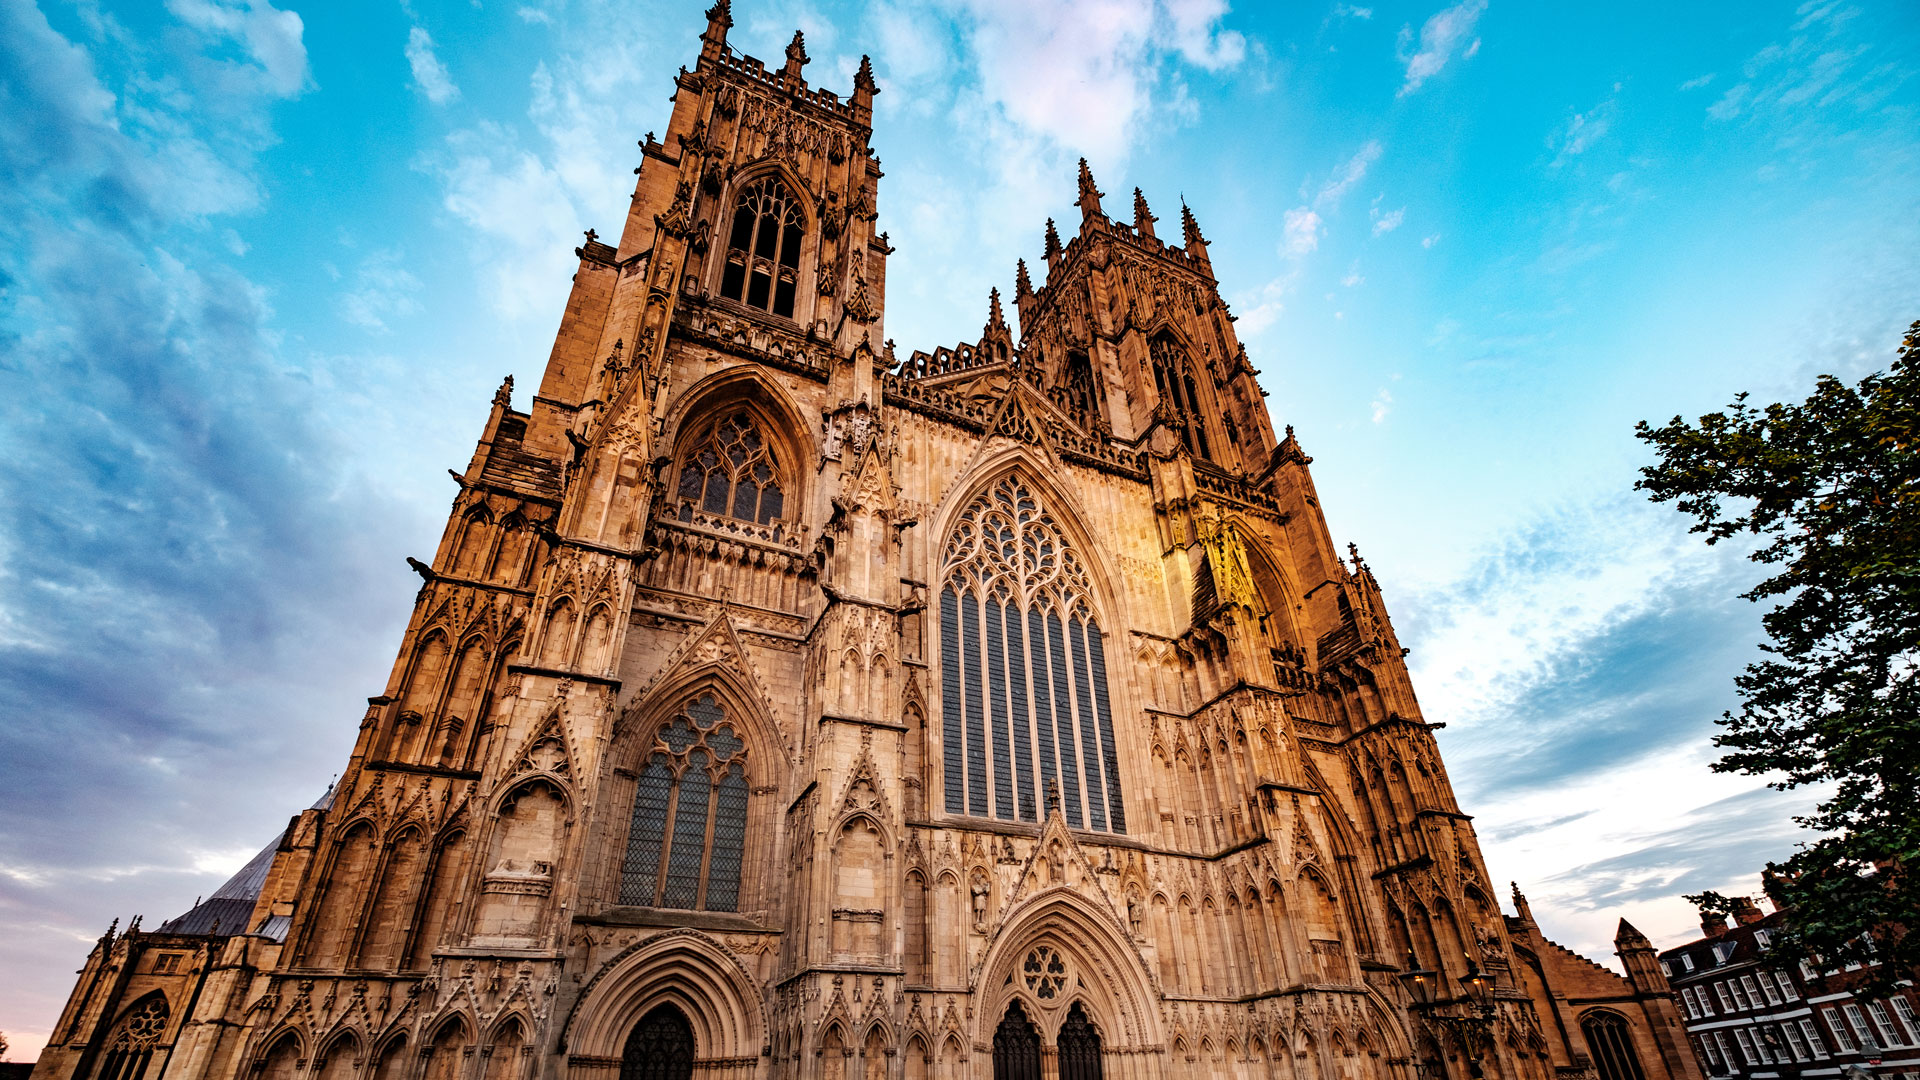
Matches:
[3,0,1917,1059]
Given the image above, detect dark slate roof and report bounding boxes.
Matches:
[157,834,278,937]
[154,787,331,940]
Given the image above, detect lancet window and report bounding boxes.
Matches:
[618,694,749,911]
[939,476,1126,832]
[1149,335,1211,460]
[673,410,787,531]
[719,176,803,319]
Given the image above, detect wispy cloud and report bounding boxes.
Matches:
[406,25,461,104]
[1371,200,1405,235]
[339,248,424,332]
[1396,0,1487,97]
[1315,139,1383,210]
[1549,89,1618,167]
[1679,73,1714,91]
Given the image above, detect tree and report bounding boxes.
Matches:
[1636,320,1920,990]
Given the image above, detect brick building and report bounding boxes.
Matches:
[1661,899,1919,1080]
[28,4,1709,1079]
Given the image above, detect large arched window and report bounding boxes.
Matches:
[1149,335,1211,460]
[940,476,1126,832]
[618,693,749,911]
[673,410,788,531]
[96,994,169,1080]
[719,176,803,318]
[1582,1011,1647,1080]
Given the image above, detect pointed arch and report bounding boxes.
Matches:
[312,1029,361,1080]
[974,887,1163,1052]
[304,819,377,967]
[357,825,427,970]
[563,930,766,1068]
[366,1032,409,1080]
[96,992,171,1080]
[930,462,1131,833]
[659,367,815,531]
[257,1029,306,1080]
[421,1017,470,1080]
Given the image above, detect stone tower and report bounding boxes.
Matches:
[29,7,1706,1080]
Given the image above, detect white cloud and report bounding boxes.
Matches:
[338,249,423,333]
[1282,206,1322,256]
[431,125,583,321]
[516,6,553,24]
[1341,260,1364,287]
[1679,73,1714,91]
[1396,0,1487,97]
[1371,205,1405,235]
[1370,386,1392,422]
[1332,4,1373,19]
[1422,232,1441,247]
[406,26,461,104]
[165,0,310,97]
[1549,93,1616,166]
[1315,139,1383,210]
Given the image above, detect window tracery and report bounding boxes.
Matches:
[1149,335,1211,460]
[96,995,169,1080]
[618,694,749,911]
[719,176,803,319]
[672,411,788,532]
[940,476,1126,832]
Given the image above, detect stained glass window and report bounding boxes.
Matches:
[939,476,1126,832]
[719,177,803,319]
[618,694,749,910]
[674,412,787,528]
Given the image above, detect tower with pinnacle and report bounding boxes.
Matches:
[30,7,1705,1080]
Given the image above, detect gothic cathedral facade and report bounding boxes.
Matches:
[32,7,1706,1080]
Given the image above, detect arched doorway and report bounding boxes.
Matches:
[992,1001,1042,1080]
[621,1005,694,1080]
[1057,1002,1103,1080]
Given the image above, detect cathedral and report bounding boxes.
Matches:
[30,6,1706,1080]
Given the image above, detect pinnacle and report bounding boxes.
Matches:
[1133,187,1157,238]
[1181,198,1206,246]
[1616,917,1651,945]
[1015,258,1033,297]
[785,30,809,68]
[1044,218,1063,259]
[854,54,877,92]
[987,287,1007,330]
[1074,158,1104,216]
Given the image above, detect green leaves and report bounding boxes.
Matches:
[1637,320,1920,994]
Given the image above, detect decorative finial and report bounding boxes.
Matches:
[1181,198,1207,247]
[785,30,810,70]
[493,375,514,408]
[1043,218,1062,261]
[1015,258,1033,296]
[583,228,598,243]
[1074,158,1104,218]
[854,54,877,94]
[986,287,1006,330]
[1133,187,1156,239]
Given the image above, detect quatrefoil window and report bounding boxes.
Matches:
[1022,946,1069,1000]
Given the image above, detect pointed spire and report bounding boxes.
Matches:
[1043,218,1063,264]
[1074,158,1105,219]
[493,374,514,408]
[1181,198,1206,246]
[1133,187,1157,239]
[1015,258,1033,297]
[987,287,1007,331]
[1616,918,1653,949]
